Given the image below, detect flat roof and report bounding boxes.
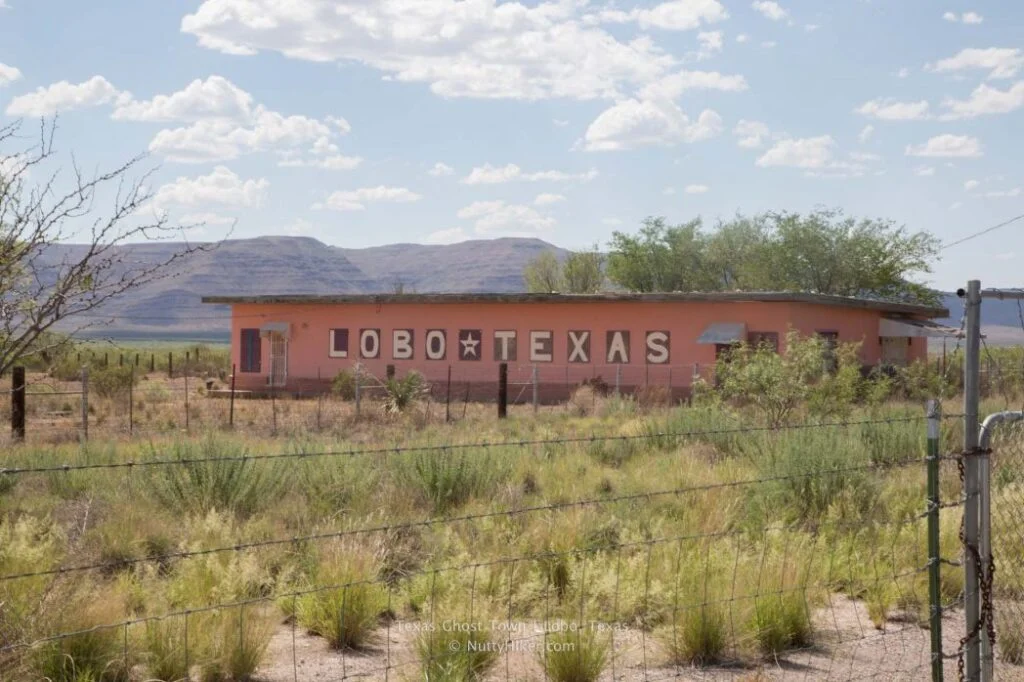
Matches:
[202,291,948,318]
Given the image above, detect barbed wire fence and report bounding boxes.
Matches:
[0,413,998,681]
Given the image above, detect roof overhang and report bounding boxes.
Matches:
[697,322,747,344]
[259,322,290,337]
[881,317,961,338]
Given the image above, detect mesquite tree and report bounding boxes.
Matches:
[0,120,210,375]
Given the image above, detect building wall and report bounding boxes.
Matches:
[224,300,929,395]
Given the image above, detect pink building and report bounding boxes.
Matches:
[202,293,951,399]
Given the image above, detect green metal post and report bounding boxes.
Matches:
[927,399,943,682]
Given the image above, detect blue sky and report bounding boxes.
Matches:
[1,0,1022,291]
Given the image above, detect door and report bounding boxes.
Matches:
[881,336,908,367]
[269,332,288,387]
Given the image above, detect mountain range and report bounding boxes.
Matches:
[37,236,1021,343]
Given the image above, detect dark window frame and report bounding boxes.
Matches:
[240,328,261,373]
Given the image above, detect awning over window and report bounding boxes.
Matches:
[697,322,746,344]
[259,322,290,337]
[880,318,961,338]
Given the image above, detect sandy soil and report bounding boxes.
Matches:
[254,596,1024,681]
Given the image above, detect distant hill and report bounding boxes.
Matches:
[37,237,1022,343]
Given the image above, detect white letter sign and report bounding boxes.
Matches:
[646,331,669,364]
[426,329,446,360]
[360,329,380,359]
[530,330,553,362]
[392,329,413,360]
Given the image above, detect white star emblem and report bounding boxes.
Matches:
[460,336,480,357]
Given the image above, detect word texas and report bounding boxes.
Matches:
[327,329,672,364]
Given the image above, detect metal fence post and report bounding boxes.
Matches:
[81,367,89,441]
[354,366,361,419]
[445,365,452,423]
[926,399,943,682]
[532,365,539,414]
[614,364,622,396]
[184,367,190,434]
[128,365,134,437]
[963,279,982,682]
[11,366,25,442]
[229,364,236,429]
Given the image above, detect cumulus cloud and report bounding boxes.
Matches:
[5,75,126,116]
[637,69,747,100]
[855,98,930,120]
[0,62,22,87]
[964,179,980,191]
[684,184,709,194]
[905,134,983,158]
[751,1,787,21]
[929,48,1024,80]
[428,162,455,177]
[756,136,836,168]
[112,75,253,122]
[914,165,936,177]
[151,166,269,212]
[733,119,770,149]
[317,186,422,211]
[582,99,722,151]
[940,81,1024,119]
[461,163,597,184]
[943,11,983,24]
[424,227,468,244]
[858,125,875,144]
[695,30,724,59]
[457,199,556,235]
[182,0,698,102]
[534,193,565,206]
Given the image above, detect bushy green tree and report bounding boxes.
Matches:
[524,247,605,294]
[523,251,563,293]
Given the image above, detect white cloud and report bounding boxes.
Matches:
[112,75,253,122]
[637,70,748,100]
[326,116,352,134]
[752,1,788,21]
[736,33,750,43]
[858,125,875,144]
[149,109,333,163]
[940,81,1024,119]
[591,0,729,31]
[601,217,624,226]
[849,151,881,162]
[5,75,126,116]
[583,99,722,151]
[983,187,1021,198]
[944,11,983,24]
[685,184,709,194]
[950,202,963,210]
[0,62,22,87]
[761,40,777,48]
[183,0,693,102]
[733,119,770,148]
[553,119,569,127]
[151,166,269,211]
[277,154,362,170]
[855,98,930,120]
[895,67,910,78]
[929,48,1024,80]
[756,135,835,168]
[534,193,565,206]
[914,165,936,177]
[461,163,597,184]
[662,186,677,195]
[696,30,724,58]
[428,162,455,177]
[457,200,556,235]
[905,134,983,158]
[318,186,423,211]
[180,212,237,226]
[964,179,980,191]
[424,227,468,244]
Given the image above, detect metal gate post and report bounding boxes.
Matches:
[962,279,982,682]
[927,399,943,682]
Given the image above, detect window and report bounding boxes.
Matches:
[817,331,839,374]
[240,329,261,373]
[747,331,779,352]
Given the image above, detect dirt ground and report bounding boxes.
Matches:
[254,596,1024,681]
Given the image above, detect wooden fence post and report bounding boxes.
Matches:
[386,364,395,381]
[128,365,134,436]
[445,365,452,423]
[11,366,25,442]
[150,354,155,372]
[168,352,173,378]
[81,367,89,441]
[184,368,190,433]
[498,362,508,419]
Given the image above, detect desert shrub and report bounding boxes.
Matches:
[331,368,357,400]
[143,618,189,682]
[417,623,497,680]
[295,545,386,650]
[540,628,608,682]
[396,448,508,514]
[567,385,598,417]
[384,371,428,414]
[634,385,671,409]
[200,607,272,682]
[89,365,139,398]
[998,611,1024,664]
[145,437,291,518]
[666,604,728,666]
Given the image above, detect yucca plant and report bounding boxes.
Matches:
[383,371,428,414]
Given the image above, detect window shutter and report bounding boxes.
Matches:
[240,329,261,373]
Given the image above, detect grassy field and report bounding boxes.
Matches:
[3,338,1024,681]
[4,389,1021,682]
